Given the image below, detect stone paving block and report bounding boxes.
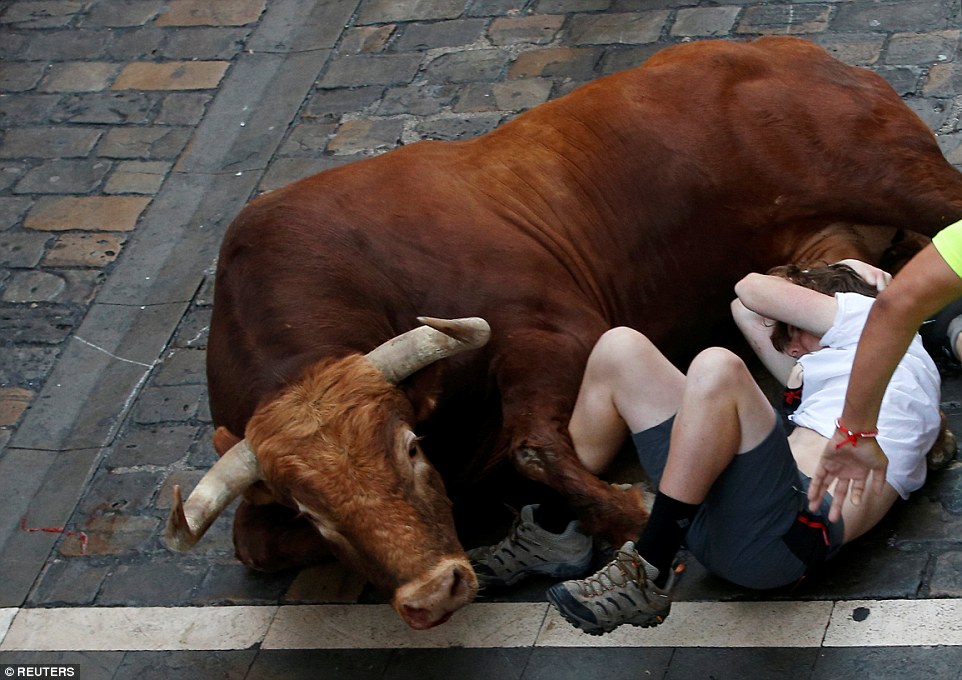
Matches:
[0,126,102,160]
[2,271,67,303]
[488,14,564,46]
[24,195,150,231]
[20,29,112,60]
[0,94,60,127]
[600,45,665,75]
[425,48,512,83]
[0,305,79,345]
[27,558,111,606]
[76,469,165,516]
[247,649,393,680]
[107,424,199,468]
[508,47,600,80]
[43,232,126,267]
[193,560,292,605]
[536,0,610,11]
[340,24,396,54]
[114,650,258,680]
[52,91,155,125]
[98,127,191,159]
[39,62,118,93]
[0,346,59,387]
[320,54,422,88]
[813,33,885,66]
[103,160,170,194]
[671,648,818,680]
[172,306,212,349]
[0,31,28,57]
[378,83,459,116]
[0,387,33,427]
[670,6,741,38]
[259,157,349,192]
[82,0,166,27]
[453,78,553,113]
[815,648,962,680]
[736,3,831,34]
[0,163,27,193]
[877,64,925,95]
[156,92,212,125]
[905,97,955,133]
[0,0,85,28]
[886,30,960,66]
[414,113,504,141]
[394,18,487,51]
[152,347,206,386]
[925,62,962,97]
[155,0,266,26]
[103,27,167,59]
[278,123,337,156]
[131,384,205,424]
[929,550,962,597]
[0,62,45,91]
[468,0,530,15]
[61,513,161,557]
[13,158,112,194]
[567,12,669,45]
[96,558,210,606]
[302,86,385,122]
[161,27,251,60]
[0,197,32,230]
[357,0,464,24]
[113,61,230,91]
[0,231,51,268]
[327,118,404,155]
[833,0,959,32]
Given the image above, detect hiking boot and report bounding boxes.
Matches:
[546,540,675,636]
[467,504,593,589]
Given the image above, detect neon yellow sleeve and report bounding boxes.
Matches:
[932,219,962,278]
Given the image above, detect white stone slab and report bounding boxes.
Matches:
[0,608,18,644]
[0,606,277,651]
[536,601,834,648]
[825,599,962,647]
[262,602,547,649]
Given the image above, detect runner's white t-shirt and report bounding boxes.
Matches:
[788,292,941,498]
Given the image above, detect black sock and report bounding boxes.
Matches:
[532,492,575,534]
[635,491,699,587]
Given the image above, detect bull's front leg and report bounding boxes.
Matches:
[492,329,648,547]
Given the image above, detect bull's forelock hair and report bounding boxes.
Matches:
[767,262,878,352]
[246,353,415,503]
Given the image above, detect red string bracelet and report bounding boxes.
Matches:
[835,419,878,449]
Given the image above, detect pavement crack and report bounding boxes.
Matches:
[72,336,157,369]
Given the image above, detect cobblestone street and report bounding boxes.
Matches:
[1,0,962,678]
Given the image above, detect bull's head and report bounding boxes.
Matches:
[164,317,490,629]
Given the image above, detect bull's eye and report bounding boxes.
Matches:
[409,437,420,459]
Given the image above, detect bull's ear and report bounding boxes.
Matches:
[213,426,242,458]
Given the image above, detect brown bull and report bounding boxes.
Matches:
[165,37,962,629]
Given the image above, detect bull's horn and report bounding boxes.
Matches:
[365,316,491,385]
[164,438,263,552]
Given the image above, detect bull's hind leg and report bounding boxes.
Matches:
[233,500,333,572]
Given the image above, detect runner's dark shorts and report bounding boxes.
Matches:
[631,411,845,590]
